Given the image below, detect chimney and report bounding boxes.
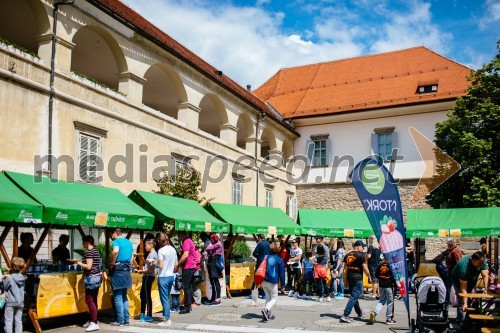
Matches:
[246,84,252,92]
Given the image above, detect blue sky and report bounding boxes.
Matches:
[121,0,499,87]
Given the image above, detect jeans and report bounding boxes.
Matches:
[344,279,363,316]
[315,278,327,298]
[334,274,345,295]
[182,269,196,309]
[113,288,130,324]
[261,281,279,311]
[374,287,394,319]
[171,294,180,311]
[209,277,221,301]
[4,306,23,333]
[158,276,174,319]
[140,275,155,317]
[85,288,99,324]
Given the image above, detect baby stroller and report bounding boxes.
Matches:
[412,276,452,333]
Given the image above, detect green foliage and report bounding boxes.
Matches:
[0,36,40,58]
[155,166,204,202]
[71,71,126,97]
[231,239,251,258]
[427,40,500,208]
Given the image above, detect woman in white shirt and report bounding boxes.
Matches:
[156,232,178,326]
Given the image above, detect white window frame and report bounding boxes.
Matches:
[232,176,243,205]
[286,193,297,220]
[76,131,103,183]
[265,188,273,207]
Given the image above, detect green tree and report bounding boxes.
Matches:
[155,166,203,201]
[427,41,500,208]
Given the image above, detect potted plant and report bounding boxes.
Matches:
[231,239,251,263]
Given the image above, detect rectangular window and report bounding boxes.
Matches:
[378,133,393,161]
[78,132,102,183]
[313,139,327,166]
[265,189,273,207]
[286,193,297,220]
[232,177,242,205]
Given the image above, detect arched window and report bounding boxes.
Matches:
[71,26,127,91]
[143,64,187,119]
[236,113,254,150]
[260,127,277,160]
[199,94,228,138]
[0,0,49,55]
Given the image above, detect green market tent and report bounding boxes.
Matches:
[0,172,43,223]
[128,190,230,233]
[407,207,500,238]
[206,202,303,235]
[5,171,154,229]
[298,209,374,238]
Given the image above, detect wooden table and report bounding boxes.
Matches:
[459,293,494,313]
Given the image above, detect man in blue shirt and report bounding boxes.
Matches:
[251,234,270,305]
[109,228,133,326]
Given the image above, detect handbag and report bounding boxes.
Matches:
[254,256,267,285]
[193,269,205,284]
[215,255,224,273]
[84,273,103,290]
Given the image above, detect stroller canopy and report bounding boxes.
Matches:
[418,276,446,304]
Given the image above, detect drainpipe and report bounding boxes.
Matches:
[47,0,74,177]
[254,112,266,206]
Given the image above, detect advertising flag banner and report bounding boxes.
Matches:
[350,158,410,315]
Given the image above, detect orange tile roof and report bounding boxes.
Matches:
[254,47,471,119]
[88,0,298,135]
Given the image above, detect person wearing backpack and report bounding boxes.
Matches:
[260,242,285,322]
[170,272,182,312]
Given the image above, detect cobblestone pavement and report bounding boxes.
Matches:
[38,293,459,333]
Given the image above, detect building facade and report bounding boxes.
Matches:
[0,0,297,257]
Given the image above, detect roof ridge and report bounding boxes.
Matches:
[280,46,428,72]
[419,47,475,70]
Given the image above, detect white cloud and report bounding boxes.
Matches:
[370,2,452,55]
[479,0,500,29]
[119,0,453,88]
[120,0,363,87]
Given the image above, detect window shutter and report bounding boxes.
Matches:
[292,196,297,220]
[325,138,332,166]
[306,140,314,166]
[79,135,89,180]
[370,133,378,156]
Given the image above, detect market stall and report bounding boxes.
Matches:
[298,209,375,289]
[0,171,155,333]
[407,207,500,274]
[206,203,303,291]
[128,190,231,299]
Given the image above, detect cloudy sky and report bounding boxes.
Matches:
[121,0,499,88]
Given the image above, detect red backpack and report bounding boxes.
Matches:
[254,256,268,285]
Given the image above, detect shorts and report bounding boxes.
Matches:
[369,266,379,283]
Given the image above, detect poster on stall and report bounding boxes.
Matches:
[349,158,410,317]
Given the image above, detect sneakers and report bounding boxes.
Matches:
[158,319,172,326]
[386,319,396,325]
[262,295,266,300]
[139,313,146,322]
[85,322,99,332]
[261,308,269,322]
[170,309,176,313]
[335,294,344,299]
[251,300,257,307]
[318,297,324,302]
[111,322,124,327]
[358,311,365,319]
[307,295,313,300]
[83,321,90,328]
[369,295,377,300]
[369,312,376,324]
[144,316,154,322]
[340,315,353,323]
[179,308,191,314]
[209,301,221,306]
[293,292,299,298]
[268,314,275,320]
[326,296,331,302]
[288,290,294,297]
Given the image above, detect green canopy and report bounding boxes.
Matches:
[5,172,154,229]
[207,203,303,235]
[0,172,43,223]
[128,190,230,233]
[407,207,500,238]
[298,209,374,238]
